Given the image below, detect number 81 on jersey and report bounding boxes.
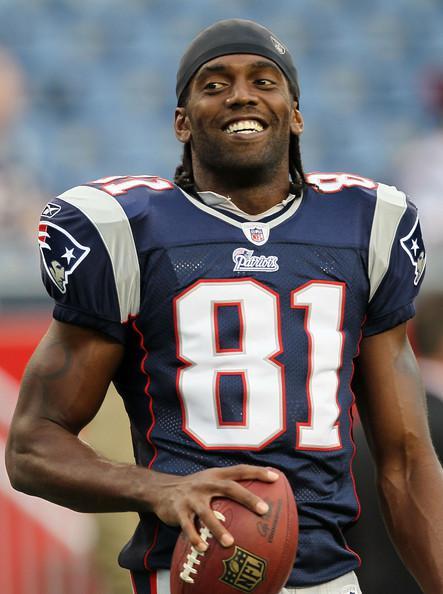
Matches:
[174,278,345,451]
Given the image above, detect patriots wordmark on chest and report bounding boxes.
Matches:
[232,248,279,272]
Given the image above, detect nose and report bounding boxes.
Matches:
[225,79,258,108]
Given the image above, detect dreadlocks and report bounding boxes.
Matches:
[174,142,195,192]
[174,132,306,197]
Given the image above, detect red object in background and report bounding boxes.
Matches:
[0,312,50,381]
[0,312,105,594]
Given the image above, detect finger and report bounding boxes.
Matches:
[218,464,280,483]
[180,514,209,553]
[216,480,270,516]
[198,507,234,548]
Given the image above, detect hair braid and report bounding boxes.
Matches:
[289,133,306,196]
[174,142,195,191]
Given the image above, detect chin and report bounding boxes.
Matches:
[212,158,273,185]
[221,149,280,172]
[194,134,288,180]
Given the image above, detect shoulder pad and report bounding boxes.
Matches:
[56,184,140,321]
[368,183,409,300]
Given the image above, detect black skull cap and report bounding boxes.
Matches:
[176,18,300,104]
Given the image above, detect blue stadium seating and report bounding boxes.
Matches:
[0,0,441,191]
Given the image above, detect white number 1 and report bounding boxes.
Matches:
[174,279,345,451]
[291,281,345,450]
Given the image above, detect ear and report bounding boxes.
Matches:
[290,105,304,136]
[175,107,191,144]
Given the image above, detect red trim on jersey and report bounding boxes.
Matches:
[213,301,244,353]
[215,371,248,427]
[345,402,363,568]
[349,315,365,521]
[130,572,138,594]
[292,280,346,452]
[132,320,162,572]
[173,277,286,451]
[149,570,158,594]
[132,319,158,470]
[344,316,367,568]
[143,522,160,572]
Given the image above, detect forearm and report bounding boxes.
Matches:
[6,418,278,551]
[355,324,443,592]
[378,453,443,593]
[6,418,157,513]
[6,321,276,552]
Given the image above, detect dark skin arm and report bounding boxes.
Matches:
[5,320,277,551]
[354,322,443,593]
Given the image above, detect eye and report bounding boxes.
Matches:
[204,81,226,91]
[255,78,275,87]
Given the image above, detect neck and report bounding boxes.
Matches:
[192,160,293,215]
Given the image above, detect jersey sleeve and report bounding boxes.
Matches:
[38,185,140,343]
[364,183,426,336]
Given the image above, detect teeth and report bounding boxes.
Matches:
[225,120,264,134]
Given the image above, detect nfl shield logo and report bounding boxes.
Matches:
[241,222,270,246]
[220,546,267,592]
[250,227,265,243]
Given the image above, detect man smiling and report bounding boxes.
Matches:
[6,19,443,594]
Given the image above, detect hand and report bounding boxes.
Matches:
[148,465,279,552]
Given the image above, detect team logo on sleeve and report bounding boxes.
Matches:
[400,216,426,286]
[38,221,90,293]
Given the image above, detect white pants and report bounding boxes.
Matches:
[140,570,362,594]
[283,571,362,594]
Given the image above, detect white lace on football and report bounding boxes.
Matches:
[179,510,226,584]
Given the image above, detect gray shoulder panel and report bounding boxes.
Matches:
[368,183,407,301]
[58,185,140,322]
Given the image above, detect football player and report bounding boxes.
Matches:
[6,19,443,594]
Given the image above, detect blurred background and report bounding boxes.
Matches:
[0,1,442,593]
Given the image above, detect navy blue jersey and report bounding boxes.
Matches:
[38,172,425,587]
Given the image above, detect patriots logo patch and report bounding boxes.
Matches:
[400,216,426,286]
[38,221,90,293]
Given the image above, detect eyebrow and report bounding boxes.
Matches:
[194,59,282,82]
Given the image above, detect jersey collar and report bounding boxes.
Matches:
[197,190,298,222]
[178,185,304,231]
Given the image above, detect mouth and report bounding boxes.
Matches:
[222,118,267,136]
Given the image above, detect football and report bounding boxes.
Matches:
[170,470,298,594]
